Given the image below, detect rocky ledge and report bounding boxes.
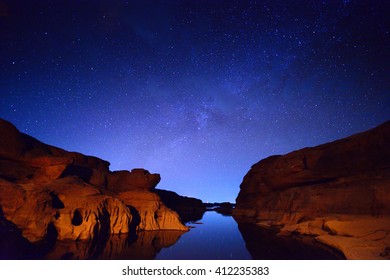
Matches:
[233,121,390,259]
[0,118,187,246]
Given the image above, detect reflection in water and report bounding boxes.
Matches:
[0,216,43,259]
[235,221,345,260]
[3,211,344,259]
[157,211,251,260]
[44,211,251,260]
[45,230,185,260]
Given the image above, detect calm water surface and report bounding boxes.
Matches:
[157,211,251,260]
[1,211,344,259]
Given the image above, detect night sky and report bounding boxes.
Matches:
[1,1,389,202]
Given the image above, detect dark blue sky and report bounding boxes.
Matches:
[1,0,389,202]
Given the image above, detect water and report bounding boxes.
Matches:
[157,211,251,260]
[156,212,343,260]
[1,211,344,259]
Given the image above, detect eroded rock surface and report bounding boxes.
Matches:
[108,169,161,192]
[0,118,187,247]
[118,191,188,231]
[234,121,390,259]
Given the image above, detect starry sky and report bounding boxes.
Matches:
[1,0,389,202]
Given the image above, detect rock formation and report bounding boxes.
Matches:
[154,189,206,223]
[118,191,188,231]
[204,202,235,213]
[0,118,187,249]
[0,177,132,243]
[234,121,390,259]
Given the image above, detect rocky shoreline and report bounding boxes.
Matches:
[2,117,389,260]
[233,121,390,260]
[0,118,188,251]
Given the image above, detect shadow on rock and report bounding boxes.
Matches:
[154,189,206,223]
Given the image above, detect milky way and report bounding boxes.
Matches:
[1,0,389,201]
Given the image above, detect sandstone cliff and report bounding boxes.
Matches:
[0,118,187,247]
[234,121,390,259]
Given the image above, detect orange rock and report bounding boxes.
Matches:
[50,180,132,240]
[0,118,187,245]
[108,169,161,192]
[234,121,390,259]
[0,177,132,242]
[118,191,188,231]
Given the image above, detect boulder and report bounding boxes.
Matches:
[108,169,161,192]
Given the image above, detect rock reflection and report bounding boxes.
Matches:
[235,220,345,260]
[45,230,185,260]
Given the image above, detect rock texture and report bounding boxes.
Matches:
[118,191,188,231]
[107,169,161,192]
[234,121,390,259]
[0,118,187,246]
